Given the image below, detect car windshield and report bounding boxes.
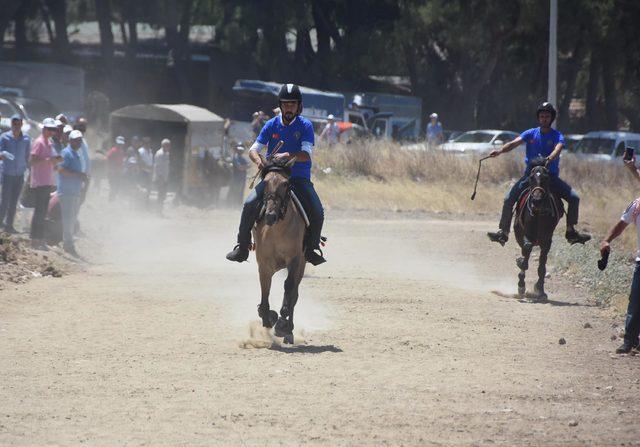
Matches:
[577,137,615,155]
[0,101,17,117]
[16,98,57,122]
[454,132,495,143]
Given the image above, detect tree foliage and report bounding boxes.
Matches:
[1,0,639,131]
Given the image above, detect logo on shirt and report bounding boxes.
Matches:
[529,139,535,145]
[272,133,280,139]
[294,131,301,140]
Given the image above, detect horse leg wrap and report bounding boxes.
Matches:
[258,303,269,318]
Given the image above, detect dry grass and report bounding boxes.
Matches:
[313,140,639,250]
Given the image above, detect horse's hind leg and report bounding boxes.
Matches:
[516,243,533,296]
[258,267,278,328]
[534,242,550,301]
[275,257,305,343]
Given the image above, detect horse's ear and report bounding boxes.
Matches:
[285,156,297,169]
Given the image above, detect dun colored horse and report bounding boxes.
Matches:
[253,155,307,344]
[513,158,563,300]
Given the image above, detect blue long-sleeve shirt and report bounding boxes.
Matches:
[0,131,31,176]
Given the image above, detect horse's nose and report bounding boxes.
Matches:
[265,212,277,226]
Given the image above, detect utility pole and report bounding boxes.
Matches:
[548,0,558,126]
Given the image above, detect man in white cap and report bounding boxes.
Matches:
[51,119,65,153]
[29,117,62,249]
[426,112,444,149]
[61,125,73,147]
[138,136,154,205]
[57,129,88,257]
[320,114,340,146]
[153,138,171,213]
[106,135,126,202]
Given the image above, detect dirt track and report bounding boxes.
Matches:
[1,203,639,446]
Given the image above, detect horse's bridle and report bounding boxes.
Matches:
[263,180,291,221]
[527,169,552,216]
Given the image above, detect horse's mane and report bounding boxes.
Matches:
[260,158,293,179]
[529,156,548,169]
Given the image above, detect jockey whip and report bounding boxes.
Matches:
[249,140,284,189]
[470,155,492,200]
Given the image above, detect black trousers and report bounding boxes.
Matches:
[30,186,53,240]
[0,174,24,228]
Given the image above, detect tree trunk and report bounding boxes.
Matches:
[39,0,56,45]
[0,2,21,58]
[558,26,586,127]
[601,47,618,130]
[95,0,114,65]
[585,49,600,130]
[122,1,137,59]
[165,0,194,102]
[45,0,71,60]
[311,0,332,86]
[13,0,30,57]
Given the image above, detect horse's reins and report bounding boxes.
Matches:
[249,140,285,189]
[470,155,492,200]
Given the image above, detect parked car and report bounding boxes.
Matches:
[563,134,583,152]
[441,129,519,155]
[574,131,640,162]
[11,97,59,124]
[443,130,464,142]
[0,97,37,137]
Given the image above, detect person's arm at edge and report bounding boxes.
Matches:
[600,220,629,256]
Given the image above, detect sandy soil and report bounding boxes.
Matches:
[1,199,639,446]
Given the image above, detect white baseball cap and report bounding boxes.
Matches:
[161,138,171,145]
[327,114,335,120]
[63,125,73,134]
[42,117,58,129]
[430,113,438,119]
[69,130,83,140]
[116,135,125,144]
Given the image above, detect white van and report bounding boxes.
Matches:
[574,131,640,162]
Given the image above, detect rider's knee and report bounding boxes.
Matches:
[569,191,580,204]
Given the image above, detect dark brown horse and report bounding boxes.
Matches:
[253,155,307,344]
[513,159,563,300]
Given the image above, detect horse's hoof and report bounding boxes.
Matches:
[283,334,294,345]
[261,310,279,329]
[274,317,293,337]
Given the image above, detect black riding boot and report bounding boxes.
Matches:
[304,230,326,266]
[487,229,509,246]
[566,228,591,245]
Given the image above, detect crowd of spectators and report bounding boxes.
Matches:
[0,112,92,257]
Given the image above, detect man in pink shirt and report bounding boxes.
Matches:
[29,117,61,249]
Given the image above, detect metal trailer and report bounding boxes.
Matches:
[109,104,225,197]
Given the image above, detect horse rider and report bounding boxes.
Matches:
[226,83,326,266]
[486,102,591,246]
